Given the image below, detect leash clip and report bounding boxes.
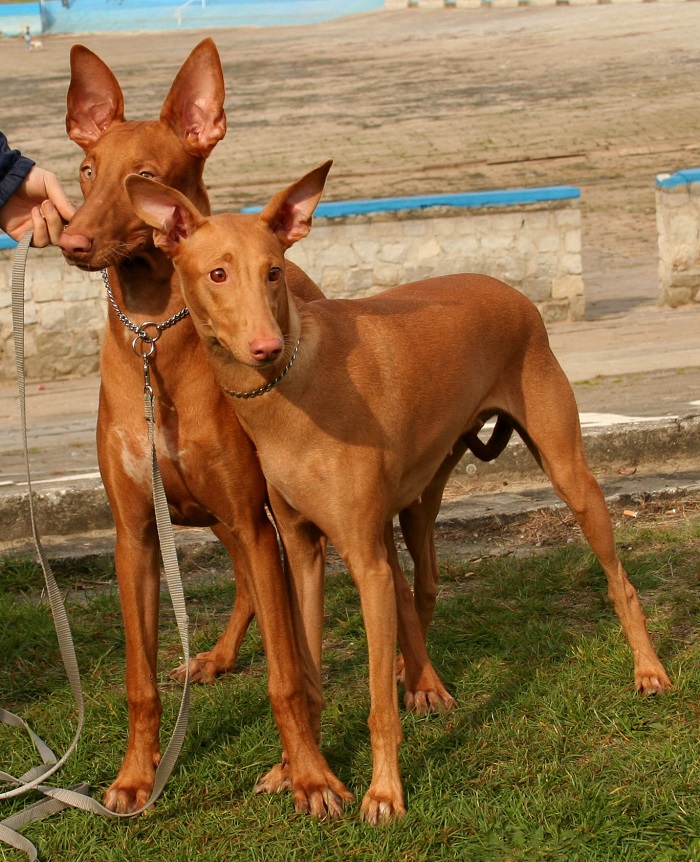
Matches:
[142,357,154,401]
[131,321,161,360]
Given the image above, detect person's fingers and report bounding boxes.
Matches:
[40,200,67,246]
[30,205,50,248]
[42,172,76,222]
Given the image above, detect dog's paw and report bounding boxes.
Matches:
[404,687,456,715]
[292,780,353,820]
[256,762,353,819]
[635,668,672,695]
[170,651,233,685]
[103,762,159,814]
[255,762,292,795]
[360,789,406,825]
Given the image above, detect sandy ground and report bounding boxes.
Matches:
[2,4,700,317]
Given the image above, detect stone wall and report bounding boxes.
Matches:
[283,187,585,323]
[656,169,700,308]
[0,183,583,381]
[0,244,105,380]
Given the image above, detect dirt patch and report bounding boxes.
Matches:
[428,494,700,565]
[4,4,700,314]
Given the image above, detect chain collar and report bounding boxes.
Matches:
[101,269,190,360]
[223,339,301,399]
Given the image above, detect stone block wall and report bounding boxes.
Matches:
[1,184,583,381]
[656,169,700,308]
[0,244,105,380]
[282,187,585,323]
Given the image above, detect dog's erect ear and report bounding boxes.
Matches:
[260,161,332,249]
[66,45,126,149]
[160,38,227,158]
[125,175,202,254]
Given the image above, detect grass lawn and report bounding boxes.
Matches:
[1,501,699,861]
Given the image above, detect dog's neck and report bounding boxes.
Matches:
[108,175,208,323]
[107,252,186,323]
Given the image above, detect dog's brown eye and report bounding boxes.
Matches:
[209,268,227,284]
[80,164,93,180]
[139,171,154,179]
[269,266,282,282]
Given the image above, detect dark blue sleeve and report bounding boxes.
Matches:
[0,131,36,209]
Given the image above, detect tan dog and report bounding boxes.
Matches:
[58,40,352,817]
[126,161,671,823]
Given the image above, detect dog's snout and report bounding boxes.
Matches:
[59,231,93,257]
[249,336,283,364]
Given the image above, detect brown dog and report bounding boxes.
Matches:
[58,40,353,817]
[125,161,671,823]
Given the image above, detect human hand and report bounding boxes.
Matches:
[0,165,76,247]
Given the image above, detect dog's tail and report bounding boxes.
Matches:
[464,414,513,462]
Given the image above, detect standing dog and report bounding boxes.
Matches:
[125,161,671,823]
[58,40,351,817]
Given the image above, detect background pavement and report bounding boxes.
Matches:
[1,294,698,557]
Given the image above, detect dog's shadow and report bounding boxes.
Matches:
[314,543,678,794]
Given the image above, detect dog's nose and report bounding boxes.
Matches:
[249,337,283,363]
[59,231,92,256]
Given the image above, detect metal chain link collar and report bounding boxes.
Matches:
[223,338,301,399]
[101,269,190,360]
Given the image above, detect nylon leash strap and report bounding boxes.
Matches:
[1,232,191,860]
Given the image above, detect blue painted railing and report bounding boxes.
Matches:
[656,169,700,190]
[0,185,579,250]
[242,185,580,218]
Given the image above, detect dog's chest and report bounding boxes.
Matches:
[110,424,214,525]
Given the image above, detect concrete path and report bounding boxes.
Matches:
[1,300,698,554]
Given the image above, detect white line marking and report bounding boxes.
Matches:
[15,471,102,487]
[579,413,671,428]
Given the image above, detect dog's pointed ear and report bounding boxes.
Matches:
[66,45,125,149]
[260,161,332,249]
[160,37,227,158]
[125,175,202,254]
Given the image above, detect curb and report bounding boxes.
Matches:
[1,415,698,546]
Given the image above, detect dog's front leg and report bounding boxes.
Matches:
[267,489,326,738]
[104,521,163,813]
[345,533,405,824]
[233,505,351,819]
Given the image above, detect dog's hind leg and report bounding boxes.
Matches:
[515,356,671,695]
[396,415,514,691]
[171,521,256,684]
[387,523,456,715]
[399,416,513,647]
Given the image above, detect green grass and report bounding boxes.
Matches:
[1,511,700,861]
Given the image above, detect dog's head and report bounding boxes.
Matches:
[124,161,332,370]
[59,38,226,271]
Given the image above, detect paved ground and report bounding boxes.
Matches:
[1,4,699,555]
[2,301,699,555]
[3,2,700,310]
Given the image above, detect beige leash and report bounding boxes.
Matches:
[1,231,192,860]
